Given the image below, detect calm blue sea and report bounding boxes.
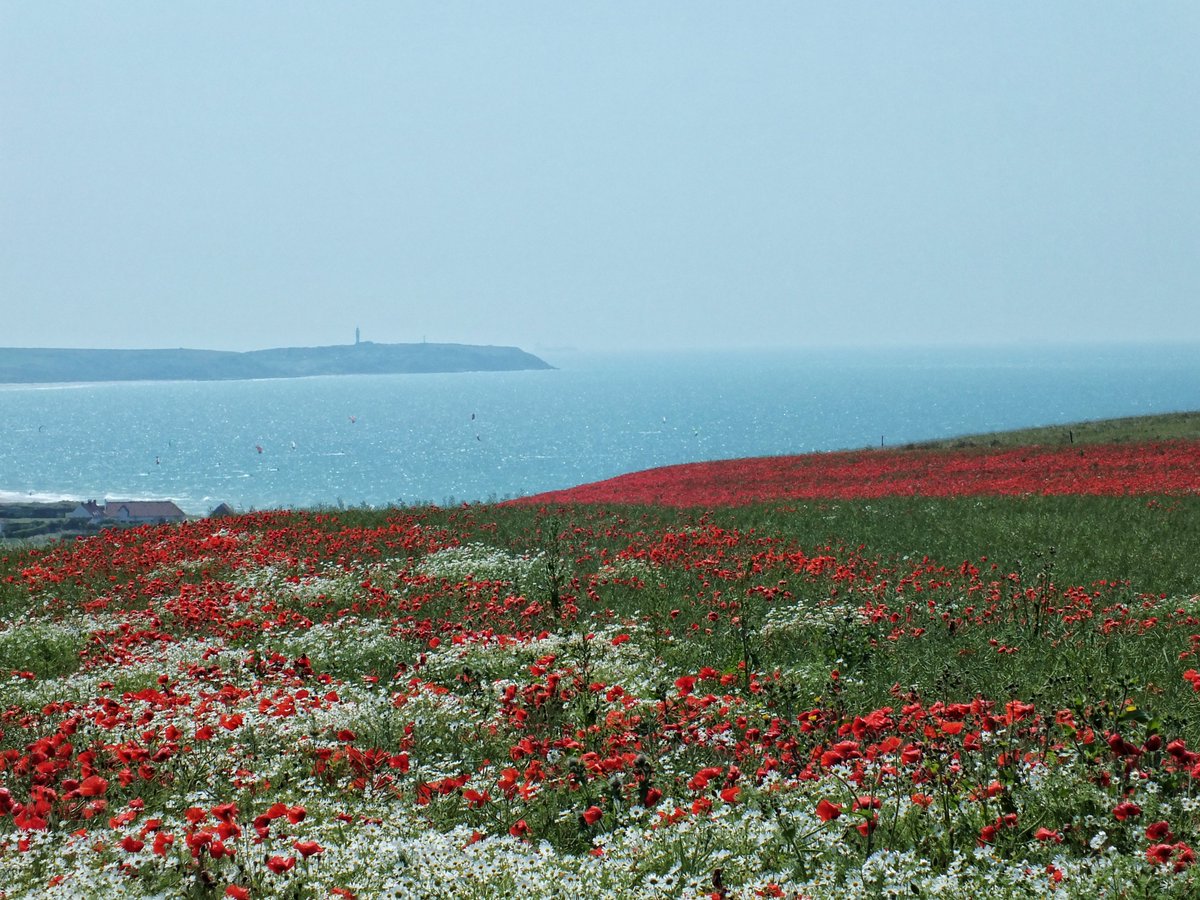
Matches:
[1,344,1198,514]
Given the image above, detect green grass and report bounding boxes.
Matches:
[738,494,1200,596]
[905,409,1200,449]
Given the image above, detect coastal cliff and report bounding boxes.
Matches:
[0,342,554,384]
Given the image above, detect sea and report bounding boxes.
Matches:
[1,343,1198,515]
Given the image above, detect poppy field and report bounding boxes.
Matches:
[516,440,1200,507]
[3,439,1200,898]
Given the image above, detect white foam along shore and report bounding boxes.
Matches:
[0,490,81,505]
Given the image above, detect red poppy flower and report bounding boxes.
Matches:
[1147,821,1174,842]
[266,855,296,874]
[463,789,491,809]
[79,776,108,797]
[211,802,238,823]
[184,807,208,825]
[293,840,324,858]
[1173,842,1196,871]
[815,799,842,822]
[1113,801,1143,821]
[687,766,723,791]
[1147,843,1175,865]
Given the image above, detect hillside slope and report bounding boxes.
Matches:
[517,413,1200,506]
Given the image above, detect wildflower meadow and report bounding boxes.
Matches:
[3,438,1200,898]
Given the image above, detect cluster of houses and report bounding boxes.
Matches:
[68,500,232,525]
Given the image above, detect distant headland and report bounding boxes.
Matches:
[0,341,554,384]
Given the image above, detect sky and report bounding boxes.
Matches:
[2,3,1198,352]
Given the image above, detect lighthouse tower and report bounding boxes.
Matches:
[355,327,360,346]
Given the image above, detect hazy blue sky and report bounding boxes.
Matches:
[2,3,1197,352]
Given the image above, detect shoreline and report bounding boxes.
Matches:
[5,410,1198,523]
